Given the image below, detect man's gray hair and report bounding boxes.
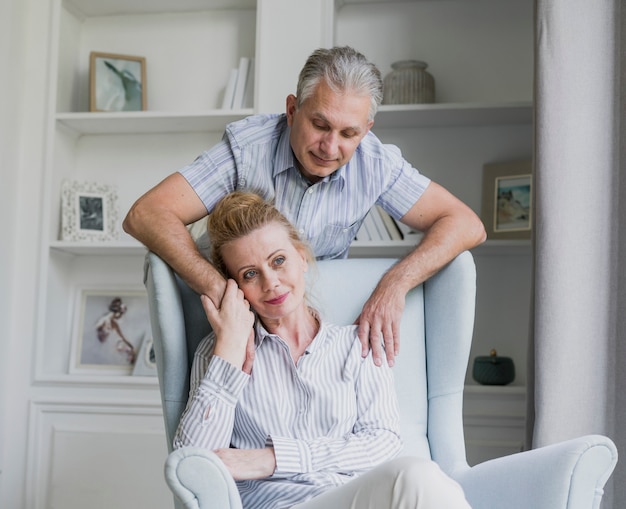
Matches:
[296,46,383,122]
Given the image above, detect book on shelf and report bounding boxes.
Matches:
[363,209,382,240]
[242,58,255,108]
[370,206,397,241]
[221,68,239,109]
[232,57,251,110]
[393,217,423,242]
[356,216,371,241]
[220,57,255,110]
[376,206,403,241]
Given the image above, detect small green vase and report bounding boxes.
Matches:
[472,349,515,385]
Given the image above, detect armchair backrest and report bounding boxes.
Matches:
[145,251,476,475]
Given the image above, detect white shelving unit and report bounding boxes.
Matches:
[56,110,254,135]
[26,0,534,506]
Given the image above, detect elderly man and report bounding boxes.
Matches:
[123,46,485,367]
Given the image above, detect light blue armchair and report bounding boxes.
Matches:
[145,251,617,509]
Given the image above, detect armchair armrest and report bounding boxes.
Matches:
[164,447,243,509]
[455,435,617,509]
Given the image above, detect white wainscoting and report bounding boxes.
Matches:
[463,385,527,466]
[26,400,172,509]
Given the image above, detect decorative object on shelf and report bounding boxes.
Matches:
[472,349,516,385]
[382,60,435,105]
[89,51,147,112]
[481,160,533,240]
[132,333,157,377]
[60,180,120,242]
[69,288,150,375]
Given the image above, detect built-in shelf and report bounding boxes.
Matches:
[374,102,532,129]
[50,239,530,258]
[63,0,256,18]
[50,240,147,256]
[464,384,526,395]
[56,110,253,136]
[55,102,532,137]
[349,239,531,258]
[471,239,532,256]
[32,373,159,388]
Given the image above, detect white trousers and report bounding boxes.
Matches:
[292,457,471,509]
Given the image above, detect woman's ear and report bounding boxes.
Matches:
[298,247,309,273]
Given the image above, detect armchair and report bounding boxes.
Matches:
[145,251,617,509]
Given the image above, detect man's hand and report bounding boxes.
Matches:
[214,448,276,480]
[356,182,486,367]
[202,280,255,370]
[355,283,405,367]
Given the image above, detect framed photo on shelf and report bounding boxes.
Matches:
[69,288,151,375]
[89,51,147,112]
[481,160,533,240]
[60,180,119,242]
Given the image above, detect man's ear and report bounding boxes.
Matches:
[286,94,297,125]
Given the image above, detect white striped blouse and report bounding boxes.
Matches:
[173,319,402,509]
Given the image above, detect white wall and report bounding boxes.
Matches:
[0,0,51,506]
[0,0,25,505]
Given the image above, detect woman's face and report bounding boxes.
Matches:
[221,222,308,321]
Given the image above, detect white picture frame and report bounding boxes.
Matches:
[61,180,120,242]
[69,288,150,375]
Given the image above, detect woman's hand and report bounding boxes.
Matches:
[214,447,276,480]
[202,279,255,370]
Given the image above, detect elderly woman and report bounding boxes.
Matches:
[173,191,470,509]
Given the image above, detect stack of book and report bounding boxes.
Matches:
[221,57,255,110]
[355,206,423,242]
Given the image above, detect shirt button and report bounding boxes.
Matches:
[299,229,305,235]
[343,228,349,233]
[308,187,314,194]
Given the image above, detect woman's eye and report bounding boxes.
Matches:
[273,256,286,267]
[243,270,257,280]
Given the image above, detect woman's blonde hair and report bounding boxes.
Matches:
[207,191,313,278]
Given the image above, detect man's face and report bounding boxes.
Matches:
[286,80,374,183]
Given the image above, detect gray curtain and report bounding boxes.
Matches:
[530,0,624,507]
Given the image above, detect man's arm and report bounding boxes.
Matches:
[356,182,486,366]
[123,172,226,305]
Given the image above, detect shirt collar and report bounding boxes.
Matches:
[254,312,327,353]
[273,125,346,191]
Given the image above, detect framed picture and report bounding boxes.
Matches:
[60,180,119,242]
[89,51,147,112]
[481,161,533,240]
[69,288,150,375]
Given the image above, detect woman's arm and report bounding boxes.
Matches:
[173,281,255,450]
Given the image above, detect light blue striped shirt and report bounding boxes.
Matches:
[173,319,402,509]
[180,114,430,259]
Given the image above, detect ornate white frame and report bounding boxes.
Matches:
[60,180,119,242]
